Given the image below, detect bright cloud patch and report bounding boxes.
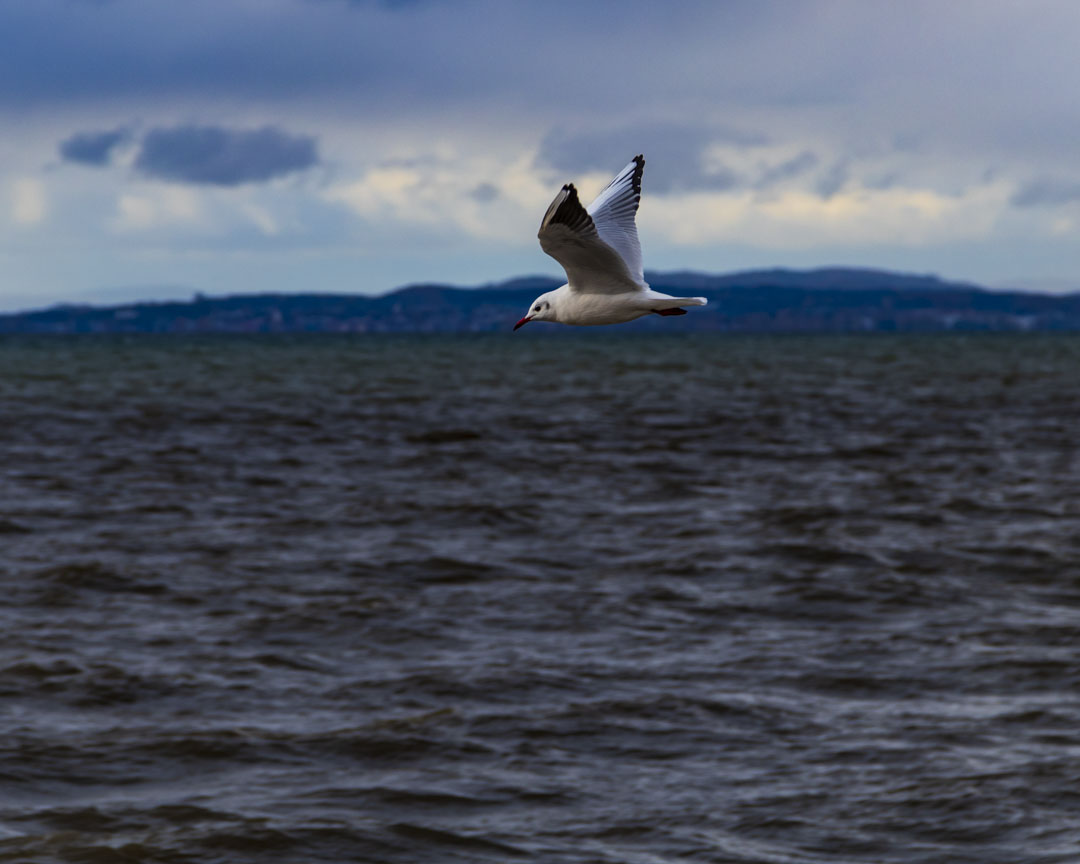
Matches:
[11,178,45,225]
[643,182,1010,249]
[324,146,1022,259]
[325,154,550,244]
[134,125,318,186]
[114,187,201,231]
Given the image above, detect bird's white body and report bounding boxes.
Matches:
[526,284,705,327]
[516,154,706,330]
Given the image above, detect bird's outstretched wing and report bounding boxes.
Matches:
[586,154,644,285]
[537,155,646,294]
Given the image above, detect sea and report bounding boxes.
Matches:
[2,332,1080,864]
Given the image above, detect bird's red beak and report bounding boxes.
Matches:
[513,316,533,331]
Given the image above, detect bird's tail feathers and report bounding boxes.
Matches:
[653,296,707,308]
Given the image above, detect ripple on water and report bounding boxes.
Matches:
[2,334,1080,863]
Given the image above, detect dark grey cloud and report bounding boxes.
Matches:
[0,1,851,135]
[59,127,129,165]
[469,182,499,203]
[378,155,438,170]
[755,150,818,189]
[864,171,900,191]
[4,0,1080,182]
[1010,177,1080,208]
[134,125,318,186]
[537,123,763,195]
[816,160,850,199]
[314,0,429,7]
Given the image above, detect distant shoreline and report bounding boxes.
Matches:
[3,268,1079,334]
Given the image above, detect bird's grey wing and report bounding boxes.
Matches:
[537,182,642,294]
[585,154,645,286]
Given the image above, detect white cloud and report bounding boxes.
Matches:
[324,153,549,245]
[241,202,279,236]
[328,166,427,221]
[323,145,1019,257]
[1051,217,1075,237]
[11,178,46,225]
[113,186,201,231]
[642,181,1012,250]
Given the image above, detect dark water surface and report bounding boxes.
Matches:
[3,334,1080,863]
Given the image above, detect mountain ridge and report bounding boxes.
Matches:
[4,267,1080,333]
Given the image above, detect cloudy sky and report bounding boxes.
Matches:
[3,0,1080,310]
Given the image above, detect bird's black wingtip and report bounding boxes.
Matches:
[630,155,644,196]
[540,181,593,235]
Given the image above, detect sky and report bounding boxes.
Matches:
[3,0,1080,311]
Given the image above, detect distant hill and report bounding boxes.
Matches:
[4,268,1080,334]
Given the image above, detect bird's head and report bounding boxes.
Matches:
[513,289,559,330]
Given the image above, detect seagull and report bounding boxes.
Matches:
[514,154,707,330]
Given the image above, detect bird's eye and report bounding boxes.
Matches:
[533,306,541,312]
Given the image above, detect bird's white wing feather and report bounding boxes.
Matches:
[586,155,645,286]
[537,159,646,295]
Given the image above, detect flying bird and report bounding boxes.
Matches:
[514,155,707,330]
